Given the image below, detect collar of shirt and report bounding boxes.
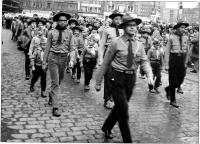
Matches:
[122,34,136,42]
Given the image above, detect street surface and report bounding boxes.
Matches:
[1,29,199,143]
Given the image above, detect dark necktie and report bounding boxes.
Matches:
[179,36,182,50]
[127,39,133,68]
[116,26,119,37]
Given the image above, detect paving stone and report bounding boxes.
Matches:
[38,128,54,133]
[7,139,23,142]
[46,120,60,124]
[46,123,60,128]
[11,134,29,139]
[59,136,74,142]
[43,137,59,142]
[54,127,71,132]
[51,132,67,137]
[19,129,37,134]
[31,133,50,138]
[67,131,82,136]
[25,138,41,142]
[60,122,74,127]
[25,124,45,129]
[7,125,24,130]
[71,126,88,131]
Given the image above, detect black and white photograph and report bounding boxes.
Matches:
[1,0,199,143]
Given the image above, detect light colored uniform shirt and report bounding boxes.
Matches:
[48,29,75,53]
[96,34,153,85]
[98,26,123,64]
[165,34,189,67]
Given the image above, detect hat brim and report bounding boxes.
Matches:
[28,19,37,25]
[140,30,151,35]
[86,24,93,27]
[68,20,78,26]
[53,12,71,21]
[173,23,189,29]
[118,18,142,29]
[72,26,82,32]
[109,13,123,19]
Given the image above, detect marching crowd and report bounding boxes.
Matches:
[2,11,199,143]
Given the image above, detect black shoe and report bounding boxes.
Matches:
[25,75,30,80]
[48,97,53,106]
[165,87,170,100]
[102,129,113,139]
[41,91,47,98]
[190,69,197,73]
[170,101,179,108]
[53,108,61,117]
[66,68,70,73]
[30,87,34,92]
[177,88,184,94]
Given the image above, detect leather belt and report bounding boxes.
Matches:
[112,68,135,75]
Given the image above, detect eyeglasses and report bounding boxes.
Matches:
[58,19,67,22]
[126,24,137,27]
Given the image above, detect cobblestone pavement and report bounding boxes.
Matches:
[1,29,199,143]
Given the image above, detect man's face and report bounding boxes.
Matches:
[31,22,36,28]
[82,28,88,37]
[46,22,51,28]
[70,22,76,28]
[113,16,122,26]
[57,16,67,27]
[125,21,137,36]
[177,25,186,34]
[38,22,43,28]
[38,29,43,36]
[74,29,80,36]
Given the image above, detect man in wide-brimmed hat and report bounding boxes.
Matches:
[43,12,76,117]
[164,21,189,108]
[95,15,153,142]
[98,10,124,110]
[68,19,78,30]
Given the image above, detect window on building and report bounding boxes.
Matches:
[47,2,51,9]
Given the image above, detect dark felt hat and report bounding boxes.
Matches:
[72,26,83,32]
[68,19,78,26]
[53,12,71,21]
[118,15,142,28]
[173,21,189,29]
[109,10,123,19]
[28,18,37,25]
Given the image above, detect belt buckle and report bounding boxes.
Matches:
[124,70,134,74]
[177,53,181,56]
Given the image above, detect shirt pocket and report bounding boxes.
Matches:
[172,40,180,51]
[63,36,70,46]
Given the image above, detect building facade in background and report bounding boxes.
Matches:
[3,0,22,14]
[3,0,200,24]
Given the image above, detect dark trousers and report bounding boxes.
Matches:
[167,53,186,102]
[72,58,81,79]
[140,49,149,76]
[103,46,112,102]
[102,69,136,143]
[31,65,47,92]
[25,52,30,77]
[150,61,162,89]
[103,67,112,102]
[83,58,96,85]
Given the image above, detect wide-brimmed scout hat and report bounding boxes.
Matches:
[68,19,78,26]
[53,12,71,21]
[86,23,94,28]
[118,15,142,28]
[140,27,151,35]
[109,10,123,19]
[173,21,189,29]
[28,18,37,25]
[72,26,83,32]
